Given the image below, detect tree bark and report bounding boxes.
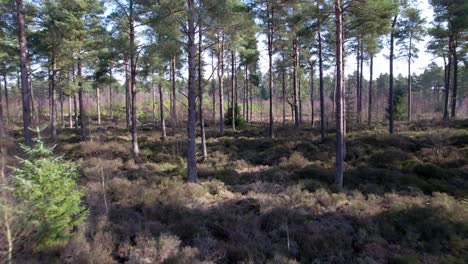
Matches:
[389,14,397,134]
[3,72,9,124]
[16,0,32,146]
[368,55,373,126]
[267,0,274,138]
[159,84,166,140]
[96,84,101,125]
[318,28,325,141]
[171,54,178,124]
[129,0,139,157]
[78,52,86,138]
[443,36,452,121]
[68,95,73,128]
[109,68,113,120]
[292,37,299,128]
[198,11,207,161]
[407,34,413,122]
[450,37,457,118]
[125,59,131,129]
[334,0,344,189]
[187,0,197,182]
[231,51,236,131]
[217,33,225,135]
[310,63,314,126]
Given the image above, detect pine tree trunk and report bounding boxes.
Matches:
[443,37,452,121]
[310,63,314,126]
[125,59,131,129]
[96,84,101,125]
[129,0,139,157]
[356,42,360,124]
[231,51,236,131]
[159,84,166,140]
[187,0,197,182]
[246,66,250,123]
[334,0,344,189]
[16,0,32,146]
[0,73,4,136]
[109,68,113,120]
[60,90,64,127]
[267,0,275,138]
[78,53,86,138]
[359,42,363,124]
[292,37,299,128]
[368,55,373,126]
[217,33,225,135]
[407,35,413,123]
[318,29,325,141]
[389,15,397,134]
[171,54,178,124]
[3,72,9,124]
[73,93,78,129]
[68,95,73,128]
[152,82,156,125]
[198,12,207,161]
[451,37,458,118]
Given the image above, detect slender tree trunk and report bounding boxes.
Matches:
[96,84,101,125]
[187,0,197,182]
[3,72,9,124]
[443,37,452,121]
[451,38,458,118]
[249,64,253,121]
[171,54,178,124]
[242,65,248,120]
[68,95,73,128]
[356,41,360,123]
[246,66,250,123]
[389,15,397,134]
[231,51,236,131]
[125,59,131,129]
[78,53,86,138]
[152,81,156,125]
[109,68,113,120]
[292,37,299,128]
[60,90,64,127]
[217,33,225,135]
[73,94,78,129]
[198,12,207,161]
[16,0,32,146]
[267,0,274,138]
[0,74,4,136]
[368,55,374,126]
[159,84,166,140]
[129,0,139,157]
[407,34,413,122]
[318,29,325,141]
[299,77,302,125]
[310,63,314,126]
[359,41,363,124]
[334,0,344,189]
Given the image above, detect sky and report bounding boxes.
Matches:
[256,0,440,79]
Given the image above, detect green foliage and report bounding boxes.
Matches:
[12,134,88,251]
[387,86,406,121]
[225,104,247,128]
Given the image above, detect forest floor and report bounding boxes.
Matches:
[11,118,468,263]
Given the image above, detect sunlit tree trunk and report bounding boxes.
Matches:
[16,0,32,145]
[187,0,197,182]
[334,0,344,189]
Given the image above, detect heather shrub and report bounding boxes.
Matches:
[279,152,310,171]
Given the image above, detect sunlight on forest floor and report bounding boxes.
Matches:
[7,119,468,263]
